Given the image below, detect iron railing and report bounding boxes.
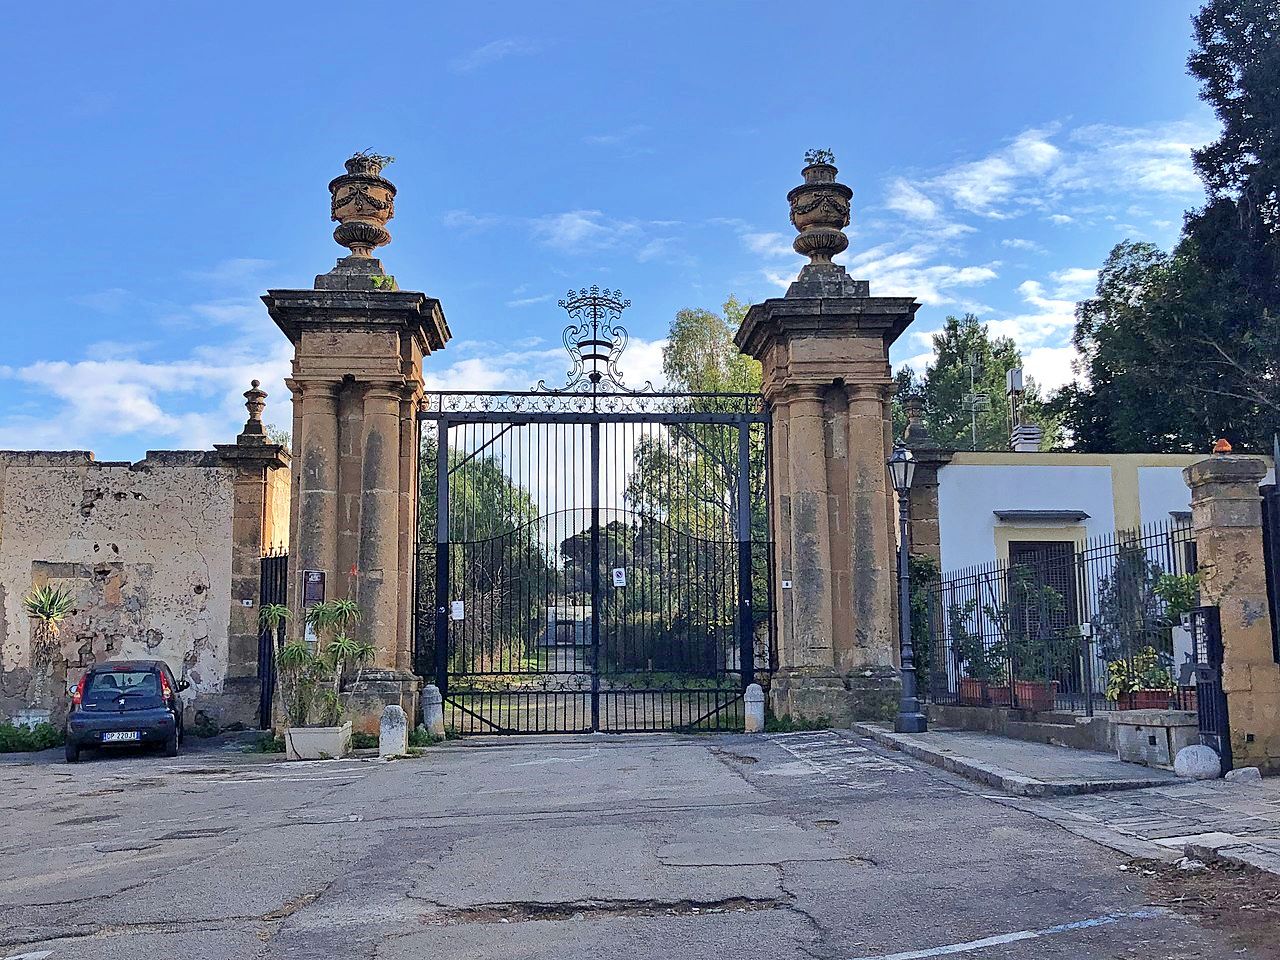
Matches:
[923,518,1199,715]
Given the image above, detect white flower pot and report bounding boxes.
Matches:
[284,722,352,761]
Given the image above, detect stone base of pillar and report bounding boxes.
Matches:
[769,666,902,725]
[340,670,422,736]
[192,677,261,731]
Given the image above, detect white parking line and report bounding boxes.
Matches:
[846,908,1166,960]
[4,951,54,960]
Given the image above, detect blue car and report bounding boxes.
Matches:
[65,660,188,763]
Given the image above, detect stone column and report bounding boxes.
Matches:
[264,153,450,733]
[356,380,404,667]
[292,380,339,634]
[1185,450,1279,772]
[737,152,920,723]
[214,381,290,726]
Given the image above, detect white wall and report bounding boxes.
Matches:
[1136,466,1193,523]
[938,463,1116,571]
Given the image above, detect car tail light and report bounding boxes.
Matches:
[160,673,173,701]
[71,675,87,707]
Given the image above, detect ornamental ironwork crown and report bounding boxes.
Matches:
[535,285,652,393]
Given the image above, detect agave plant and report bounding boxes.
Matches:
[279,600,373,727]
[22,584,76,710]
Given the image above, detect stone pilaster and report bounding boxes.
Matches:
[737,152,920,723]
[264,154,450,734]
[214,381,290,726]
[901,399,952,567]
[1185,453,1280,772]
[357,380,406,669]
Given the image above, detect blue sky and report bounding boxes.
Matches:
[0,1,1213,459]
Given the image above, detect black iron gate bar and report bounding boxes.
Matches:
[417,389,772,734]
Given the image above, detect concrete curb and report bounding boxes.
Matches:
[1179,835,1280,877]
[851,723,1174,798]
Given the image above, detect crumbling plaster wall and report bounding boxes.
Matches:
[0,451,236,720]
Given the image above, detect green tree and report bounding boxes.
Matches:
[893,315,1059,450]
[1056,0,1280,451]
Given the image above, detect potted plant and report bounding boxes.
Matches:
[261,600,375,761]
[22,585,76,728]
[991,565,1066,713]
[1105,646,1176,710]
[1154,573,1201,710]
[948,599,1006,705]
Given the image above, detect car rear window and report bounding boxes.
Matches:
[85,670,161,699]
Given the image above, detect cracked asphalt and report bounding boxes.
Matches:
[0,730,1263,959]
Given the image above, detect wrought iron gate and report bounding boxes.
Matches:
[258,548,288,729]
[414,287,773,734]
[1190,604,1233,772]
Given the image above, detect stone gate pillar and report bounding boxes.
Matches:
[737,152,919,723]
[263,153,450,730]
[1185,448,1279,772]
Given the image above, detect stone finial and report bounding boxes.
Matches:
[788,150,852,265]
[239,379,267,439]
[903,395,937,448]
[328,152,397,257]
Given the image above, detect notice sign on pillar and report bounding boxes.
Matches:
[303,571,326,643]
[611,568,627,588]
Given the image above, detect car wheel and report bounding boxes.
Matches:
[165,728,179,757]
[65,741,81,764]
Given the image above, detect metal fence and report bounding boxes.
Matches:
[1262,482,1279,663]
[923,518,1199,715]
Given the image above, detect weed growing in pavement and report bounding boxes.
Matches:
[244,733,286,753]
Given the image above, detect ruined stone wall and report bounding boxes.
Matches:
[0,451,240,722]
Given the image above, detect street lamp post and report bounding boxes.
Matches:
[888,445,928,734]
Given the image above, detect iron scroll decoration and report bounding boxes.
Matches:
[535,285,654,394]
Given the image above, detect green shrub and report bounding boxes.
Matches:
[351,731,379,750]
[408,726,440,748]
[0,721,65,752]
[244,733,285,753]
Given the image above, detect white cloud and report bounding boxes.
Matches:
[1048,267,1098,299]
[930,128,1061,218]
[742,232,794,259]
[843,243,998,308]
[1046,213,1074,225]
[0,342,293,453]
[505,294,555,308]
[884,178,941,221]
[1001,238,1046,253]
[1050,121,1210,197]
[443,209,500,232]
[583,124,650,146]
[1021,345,1078,391]
[449,38,539,74]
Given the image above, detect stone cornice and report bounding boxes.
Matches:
[736,294,920,358]
[263,288,451,355]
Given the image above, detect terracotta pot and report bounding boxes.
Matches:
[1013,680,1059,712]
[959,678,989,706]
[987,684,1012,707]
[1118,689,1175,710]
[284,721,352,761]
[1177,686,1198,712]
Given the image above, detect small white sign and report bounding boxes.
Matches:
[781,580,793,589]
[611,568,627,588]
[241,599,254,607]
[450,600,465,621]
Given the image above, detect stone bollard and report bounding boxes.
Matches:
[1174,744,1222,780]
[744,683,765,734]
[422,684,446,739]
[379,705,408,758]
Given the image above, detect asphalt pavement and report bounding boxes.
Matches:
[0,729,1263,959]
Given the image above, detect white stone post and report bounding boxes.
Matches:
[379,704,408,758]
[744,683,765,734]
[422,683,446,739]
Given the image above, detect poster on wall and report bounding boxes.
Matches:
[303,570,325,643]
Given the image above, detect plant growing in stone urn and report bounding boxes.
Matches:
[262,600,374,760]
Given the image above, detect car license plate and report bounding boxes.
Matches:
[102,731,140,742]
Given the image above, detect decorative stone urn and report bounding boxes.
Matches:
[328,152,397,257]
[787,149,853,264]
